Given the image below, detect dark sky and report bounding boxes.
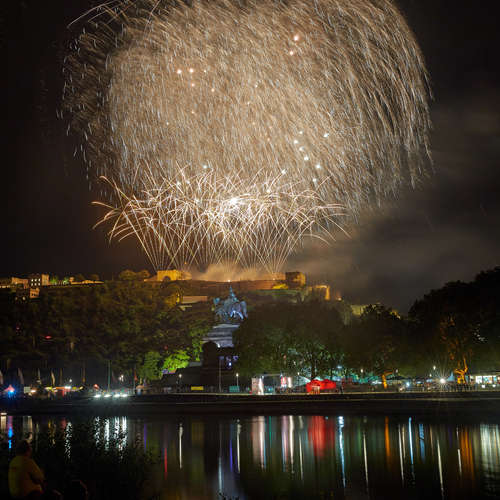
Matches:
[5,1,500,311]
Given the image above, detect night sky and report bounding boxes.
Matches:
[6,1,500,311]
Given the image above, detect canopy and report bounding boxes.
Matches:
[306,379,337,393]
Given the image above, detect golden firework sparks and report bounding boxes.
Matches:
[64,0,431,272]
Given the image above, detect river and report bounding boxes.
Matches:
[2,413,499,499]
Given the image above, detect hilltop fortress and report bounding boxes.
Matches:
[145,269,340,302]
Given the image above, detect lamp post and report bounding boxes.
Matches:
[218,356,222,393]
[178,373,182,392]
[236,373,239,392]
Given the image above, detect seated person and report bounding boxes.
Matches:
[8,440,44,499]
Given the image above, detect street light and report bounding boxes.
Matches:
[218,356,222,393]
[236,372,239,392]
[178,373,182,392]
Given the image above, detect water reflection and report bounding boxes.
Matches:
[3,414,499,499]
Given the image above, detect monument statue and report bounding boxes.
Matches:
[213,286,248,322]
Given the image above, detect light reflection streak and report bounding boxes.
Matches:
[178,422,183,469]
[456,427,462,478]
[338,416,346,488]
[262,418,266,470]
[237,421,241,474]
[479,423,500,495]
[104,419,110,449]
[299,435,304,481]
[7,416,13,450]
[459,428,474,482]
[65,421,73,459]
[281,415,287,471]
[363,428,369,494]
[229,432,233,473]
[23,416,33,439]
[408,417,415,482]
[437,438,444,499]
[163,438,168,478]
[218,422,223,493]
[419,423,425,461]
[384,416,391,462]
[398,424,404,485]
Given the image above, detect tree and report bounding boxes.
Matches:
[137,270,151,280]
[137,351,162,383]
[1,279,211,387]
[234,301,343,379]
[342,305,408,387]
[408,268,500,382]
[74,274,85,283]
[162,349,190,372]
[284,301,343,379]
[118,270,137,281]
[89,274,100,282]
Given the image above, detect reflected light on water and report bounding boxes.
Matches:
[4,414,500,500]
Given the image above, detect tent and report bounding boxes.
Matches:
[306,379,337,393]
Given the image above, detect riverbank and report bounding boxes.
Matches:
[2,391,500,416]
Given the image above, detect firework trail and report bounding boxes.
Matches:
[64,0,431,272]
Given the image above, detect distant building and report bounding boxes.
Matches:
[143,269,340,301]
[28,274,49,288]
[74,279,104,285]
[179,295,209,310]
[148,269,193,282]
[260,272,286,280]
[0,277,29,289]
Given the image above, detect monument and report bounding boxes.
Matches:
[213,286,248,322]
[203,287,247,347]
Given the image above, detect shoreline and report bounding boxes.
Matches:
[2,391,499,417]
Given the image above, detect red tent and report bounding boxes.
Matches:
[306,379,337,393]
[321,379,337,391]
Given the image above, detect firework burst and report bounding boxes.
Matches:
[64,0,431,272]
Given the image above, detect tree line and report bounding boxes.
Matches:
[0,278,212,387]
[1,267,498,388]
[234,268,500,385]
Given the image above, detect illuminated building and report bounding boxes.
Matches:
[28,273,49,287]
